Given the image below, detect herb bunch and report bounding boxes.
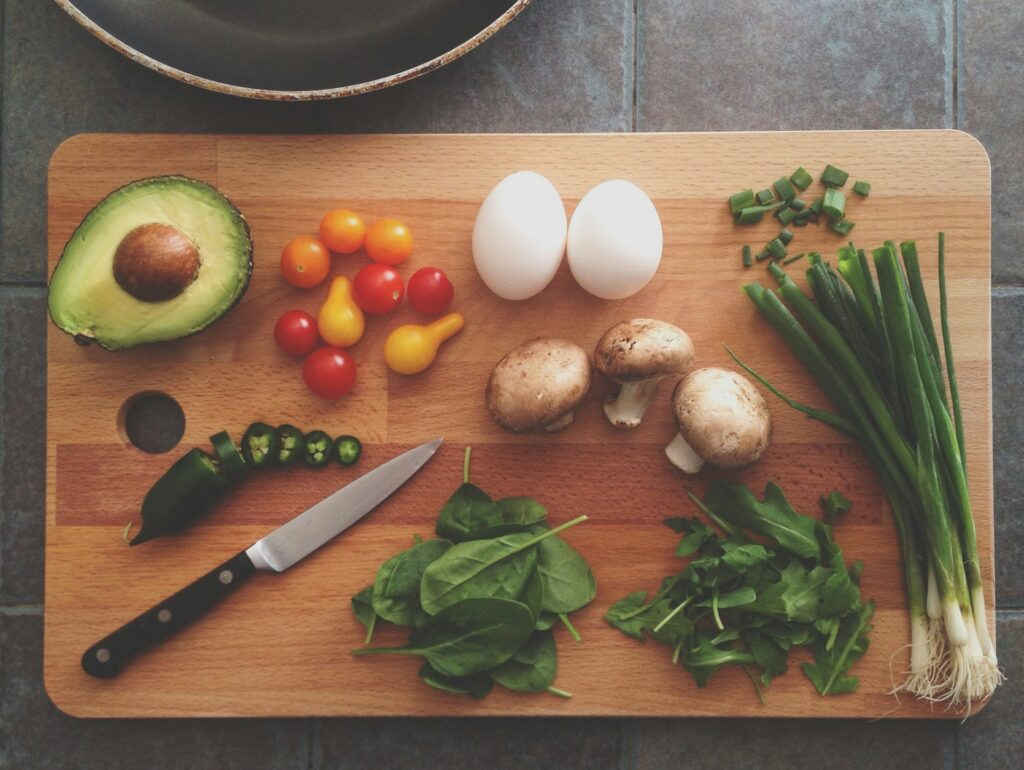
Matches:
[606,481,874,700]
[351,448,596,699]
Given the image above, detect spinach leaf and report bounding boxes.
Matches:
[704,481,822,561]
[351,585,377,644]
[372,539,452,626]
[435,483,504,542]
[496,497,548,528]
[488,629,557,693]
[534,533,597,614]
[352,597,534,677]
[519,568,544,622]
[420,519,583,615]
[418,662,494,699]
[534,611,558,631]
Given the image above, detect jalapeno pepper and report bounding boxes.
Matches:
[242,422,280,468]
[275,424,306,466]
[303,430,333,468]
[209,431,247,479]
[333,435,363,467]
[130,449,231,545]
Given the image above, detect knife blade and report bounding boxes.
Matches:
[82,438,443,678]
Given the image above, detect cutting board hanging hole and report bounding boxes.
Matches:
[119,391,185,454]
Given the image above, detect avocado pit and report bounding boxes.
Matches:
[113,223,200,302]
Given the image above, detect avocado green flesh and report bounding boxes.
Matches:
[48,176,252,351]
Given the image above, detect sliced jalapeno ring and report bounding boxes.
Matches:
[209,431,247,479]
[274,424,306,466]
[242,422,280,469]
[333,435,362,467]
[303,430,333,469]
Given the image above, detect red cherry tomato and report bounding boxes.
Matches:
[407,267,454,314]
[302,347,357,399]
[274,310,320,357]
[353,263,405,315]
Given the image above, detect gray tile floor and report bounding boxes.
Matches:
[1,0,1021,767]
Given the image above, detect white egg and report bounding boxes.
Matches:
[472,171,567,301]
[567,180,663,300]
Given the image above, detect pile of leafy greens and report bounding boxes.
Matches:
[351,449,596,699]
[605,481,874,700]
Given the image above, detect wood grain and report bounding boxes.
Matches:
[45,132,993,718]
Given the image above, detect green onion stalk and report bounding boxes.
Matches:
[735,236,1000,710]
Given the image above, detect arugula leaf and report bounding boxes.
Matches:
[604,591,652,641]
[819,490,852,524]
[743,628,788,686]
[801,601,875,695]
[704,481,822,561]
[681,633,755,688]
[665,517,716,556]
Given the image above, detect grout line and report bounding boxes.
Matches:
[0,604,44,615]
[996,608,1024,619]
[955,0,965,129]
[308,718,322,770]
[0,281,47,290]
[631,0,638,132]
[991,286,1024,296]
[949,0,957,129]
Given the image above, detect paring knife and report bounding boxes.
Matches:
[82,438,443,678]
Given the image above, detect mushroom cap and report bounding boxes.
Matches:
[594,318,695,383]
[672,367,772,470]
[486,338,592,433]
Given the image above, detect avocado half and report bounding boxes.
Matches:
[48,175,253,351]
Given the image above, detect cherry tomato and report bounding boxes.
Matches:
[281,236,331,288]
[407,267,454,314]
[302,347,356,399]
[353,263,405,315]
[274,310,320,357]
[320,209,366,254]
[365,218,413,265]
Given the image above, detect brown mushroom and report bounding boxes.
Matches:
[486,338,592,433]
[665,367,772,473]
[594,318,695,428]
[113,223,200,302]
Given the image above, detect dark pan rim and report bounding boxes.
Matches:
[53,0,532,101]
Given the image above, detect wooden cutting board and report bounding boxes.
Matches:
[45,132,993,718]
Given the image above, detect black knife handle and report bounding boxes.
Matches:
[81,550,257,678]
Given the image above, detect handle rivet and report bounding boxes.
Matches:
[157,608,172,623]
[96,648,111,663]
[219,570,234,585]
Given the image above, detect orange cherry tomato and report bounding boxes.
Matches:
[365,218,413,265]
[319,209,366,254]
[280,236,330,288]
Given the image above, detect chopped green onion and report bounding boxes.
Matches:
[774,176,797,201]
[755,249,772,262]
[766,238,787,260]
[789,166,813,190]
[735,202,783,224]
[810,197,824,215]
[729,189,756,214]
[806,251,822,266]
[790,198,807,211]
[822,188,846,221]
[829,219,855,236]
[853,180,871,197]
[783,252,806,265]
[742,244,753,268]
[821,164,849,187]
[778,228,794,245]
[756,188,775,205]
[776,206,798,226]
[793,210,816,226]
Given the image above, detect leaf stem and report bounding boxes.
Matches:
[741,664,766,705]
[463,446,472,484]
[364,612,377,646]
[559,613,582,643]
[547,686,573,699]
[652,596,692,634]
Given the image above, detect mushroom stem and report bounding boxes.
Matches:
[543,412,575,432]
[604,378,663,429]
[664,433,705,474]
